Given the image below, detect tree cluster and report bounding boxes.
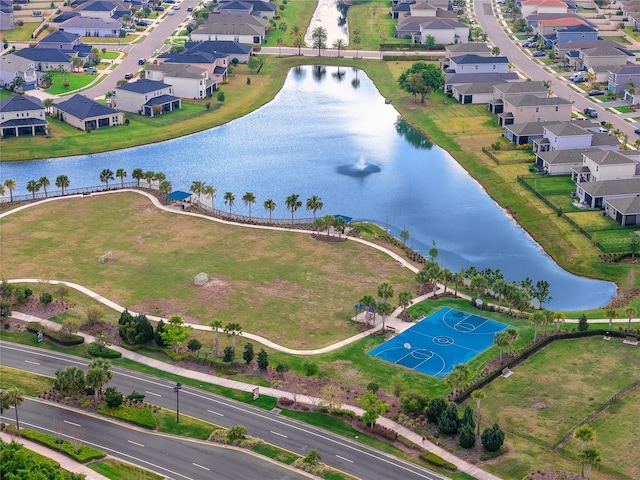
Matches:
[118,309,154,345]
[398,61,445,104]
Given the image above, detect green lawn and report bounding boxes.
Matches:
[46,72,100,95]
[262,0,316,46]
[0,90,13,100]
[611,105,633,113]
[0,365,53,395]
[89,459,163,480]
[1,23,39,42]
[349,0,402,50]
[101,51,120,60]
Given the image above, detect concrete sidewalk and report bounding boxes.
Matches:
[0,431,110,480]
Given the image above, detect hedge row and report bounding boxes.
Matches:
[419,450,457,471]
[26,322,84,346]
[98,405,156,430]
[87,342,122,358]
[20,428,106,463]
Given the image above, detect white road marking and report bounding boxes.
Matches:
[270,430,288,438]
[145,390,162,397]
[192,463,210,471]
[128,440,145,447]
[206,409,224,416]
[336,455,353,463]
[25,360,40,365]
[63,420,81,427]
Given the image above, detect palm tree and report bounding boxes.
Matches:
[377,282,394,303]
[494,331,509,364]
[242,192,256,219]
[263,199,276,223]
[3,179,16,202]
[353,31,361,58]
[333,216,346,237]
[39,176,50,198]
[553,311,566,333]
[293,33,304,56]
[26,180,40,199]
[505,328,519,355]
[0,387,24,433]
[224,192,235,214]
[116,168,127,188]
[542,309,554,336]
[471,390,487,436]
[209,319,223,357]
[377,301,393,330]
[625,307,636,333]
[452,269,464,297]
[531,311,544,342]
[285,193,302,225]
[153,172,166,184]
[305,195,323,219]
[132,168,144,187]
[203,185,217,209]
[311,26,328,56]
[190,180,206,203]
[470,274,488,301]
[159,180,172,203]
[100,169,114,189]
[224,322,242,353]
[574,425,596,451]
[143,170,154,189]
[43,98,54,114]
[582,448,601,480]
[605,308,617,332]
[333,38,346,57]
[359,294,376,325]
[55,175,70,195]
[86,358,112,407]
[397,290,412,315]
[445,364,470,398]
[276,37,283,56]
[425,261,442,297]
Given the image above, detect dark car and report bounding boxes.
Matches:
[532,51,546,57]
[635,128,640,135]
[138,58,146,65]
[153,5,164,11]
[136,20,151,26]
[124,73,134,80]
[187,6,192,11]
[588,90,605,96]
[583,108,598,118]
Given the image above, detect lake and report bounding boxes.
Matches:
[0,65,616,310]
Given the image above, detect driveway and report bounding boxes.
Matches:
[473,0,640,139]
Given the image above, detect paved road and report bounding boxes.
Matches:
[0,342,449,480]
[473,0,639,139]
[1,398,310,480]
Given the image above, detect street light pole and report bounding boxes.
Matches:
[173,382,182,423]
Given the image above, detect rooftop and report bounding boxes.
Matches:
[116,78,171,94]
[54,94,119,120]
[0,95,45,113]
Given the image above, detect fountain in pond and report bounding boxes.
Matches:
[337,155,381,177]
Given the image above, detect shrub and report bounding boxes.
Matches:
[222,346,234,362]
[105,387,123,408]
[257,348,269,371]
[40,292,53,304]
[461,404,475,431]
[127,391,145,403]
[279,396,294,406]
[226,425,247,444]
[246,77,251,85]
[400,390,429,414]
[515,143,532,150]
[87,342,121,358]
[459,423,476,449]
[231,58,239,65]
[490,141,502,151]
[302,360,318,376]
[275,363,289,373]
[366,382,379,393]
[438,403,461,435]
[187,339,202,352]
[28,323,84,345]
[481,423,505,452]
[578,314,589,332]
[419,451,457,471]
[243,342,254,363]
[154,319,166,346]
[20,429,106,463]
[217,91,225,102]
[426,397,447,423]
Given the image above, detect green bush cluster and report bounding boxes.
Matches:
[20,429,106,463]
[99,404,156,430]
[87,342,121,358]
[118,309,154,345]
[27,322,84,345]
[418,450,457,471]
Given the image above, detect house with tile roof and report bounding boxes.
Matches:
[115,79,181,116]
[53,94,123,131]
[190,14,266,44]
[447,54,509,73]
[526,13,592,35]
[489,81,548,114]
[396,16,468,44]
[184,40,253,63]
[145,64,217,99]
[498,94,572,126]
[156,51,228,83]
[0,95,48,138]
[521,0,567,17]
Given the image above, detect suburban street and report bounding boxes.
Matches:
[473,0,639,138]
[0,341,448,480]
[1,398,310,480]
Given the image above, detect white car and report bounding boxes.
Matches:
[168,9,174,14]
[174,4,180,8]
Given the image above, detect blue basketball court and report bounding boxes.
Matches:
[369,307,509,378]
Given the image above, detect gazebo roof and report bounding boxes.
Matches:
[166,191,192,201]
[334,214,352,223]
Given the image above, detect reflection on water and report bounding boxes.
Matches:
[305,0,349,47]
[0,66,617,310]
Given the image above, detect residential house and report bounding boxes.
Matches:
[578,46,632,82]
[0,95,48,137]
[572,150,638,183]
[504,121,560,146]
[536,147,599,174]
[396,17,468,44]
[533,122,618,153]
[444,72,519,94]
[53,94,123,131]
[440,43,491,70]
[0,55,38,90]
[542,24,597,48]
[184,40,253,63]
[607,64,640,97]
[36,31,82,50]
[452,82,502,104]
[216,0,276,18]
[11,48,74,72]
[190,14,267,44]
[115,78,181,116]
[145,63,217,99]
[156,50,228,83]
[489,81,548,114]
[76,0,117,19]
[0,0,14,30]
[604,196,640,225]
[555,39,629,59]
[446,54,509,74]
[59,16,121,37]
[526,13,592,35]
[53,11,81,23]
[521,0,567,17]
[576,177,640,208]
[498,94,572,127]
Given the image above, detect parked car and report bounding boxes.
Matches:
[138,58,146,65]
[165,0,175,3]
[573,77,586,84]
[124,73,134,80]
[532,51,546,57]
[187,6,192,11]
[174,4,180,8]
[583,108,598,118]
[588,90,605,96]
[153,5,164,11]
[635,128,640,135]
[136,20,151,26]
[521,42,533,48]
[167,9,173,14]
[83,66,97,73]
[124,27,136,32]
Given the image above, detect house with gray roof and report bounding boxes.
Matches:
[452,82,503,104]
[572,150,639,183]
[440,43,491,70]
[5,49,74,77]
[59,16,121,37]
[578,46,632,82]
[604,196,640,225]
[115,79,181,116]
[504,121,561,146]
[0,0,14,30]
[396,16,468,44]
[447,54,509,74]
[216,0,276,18]
[76,0,118,19]
[443,72,519,94]
[489,81,548,114]
[157,50,228,83]
[36,31,82,50]
[498,95,572,127]
[576,177,640,208]
[184,40,253,63]
[190,14,266,44]
[0,95,48,138]
[53,94,123,131]
[607,64,640,98]
[145,64,217,99]
[535,147,600,175]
